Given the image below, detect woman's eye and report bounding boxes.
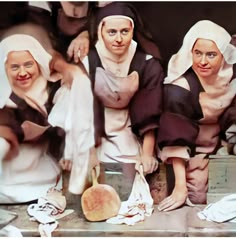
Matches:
[194,51,202,57]
[24,61,34,68]
[108,30,116,36]
[207,52,217,59]
[10,65,19,71]
[121,29,129,35]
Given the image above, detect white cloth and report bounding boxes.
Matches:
[27,189,73,237]
[198,194,236,223]
[67,72,95,194]
[49,70,95,195]
[106,167,154,225]
[96,40,137,78]
[0,142,62,203]
[96,107,140,163]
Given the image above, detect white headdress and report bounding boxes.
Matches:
[165,20,236,84]
[0,34,52,108]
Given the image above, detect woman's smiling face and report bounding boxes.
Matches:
[192,38,224,80]
[6,50,40,91]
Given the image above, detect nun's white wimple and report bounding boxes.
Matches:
[165,20,236,84]
[0,34,52,108]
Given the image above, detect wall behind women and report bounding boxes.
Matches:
[130,1,236,70]
[1,1,236,70]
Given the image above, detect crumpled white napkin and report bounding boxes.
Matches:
[38,221,59,237]
[106,166,154,226]
[198,194,236,223]
[27,188,73,237]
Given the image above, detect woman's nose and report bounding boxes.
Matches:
[115,33,122,42]
[200,55,208,65]
[19,66,27,76]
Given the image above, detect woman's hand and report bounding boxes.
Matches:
[67,30,89,63]
[135,155,158,175]
[136,129,158,174]
[59,159,72,171]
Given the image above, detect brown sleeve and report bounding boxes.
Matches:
[157,111,199,154]
[157,83,201,155]
[129,58,164,137]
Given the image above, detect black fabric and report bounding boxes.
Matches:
[46,126,65,160]
[96,2,137,24]
[9,81,61,128]
[163,76,204,121]
[9,93,49,130]
[0,2,27,35]
[158,68,204,154]
[184,68,204,119]
[50,2,96,57]
[22,5,57,49]
[45,81,61,114]
[128,49,146,78]
[0,81,65,160]
[158,112,199,156]
[129,53,164,136]
[0,108,24,142]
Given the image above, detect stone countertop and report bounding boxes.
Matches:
[1,204,236,237]
[0,208,17,229]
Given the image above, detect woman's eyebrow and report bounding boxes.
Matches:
[206,51,217,54]
[193,49,202,52]
[24,60,34,64]
[10,63,19,67]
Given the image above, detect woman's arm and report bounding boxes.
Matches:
[49,49,86,87]
[135,129,158,174]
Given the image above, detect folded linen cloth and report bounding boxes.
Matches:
[197,194,236,223]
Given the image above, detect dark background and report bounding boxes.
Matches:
[132,1,236,68]
[1,1,236,69]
